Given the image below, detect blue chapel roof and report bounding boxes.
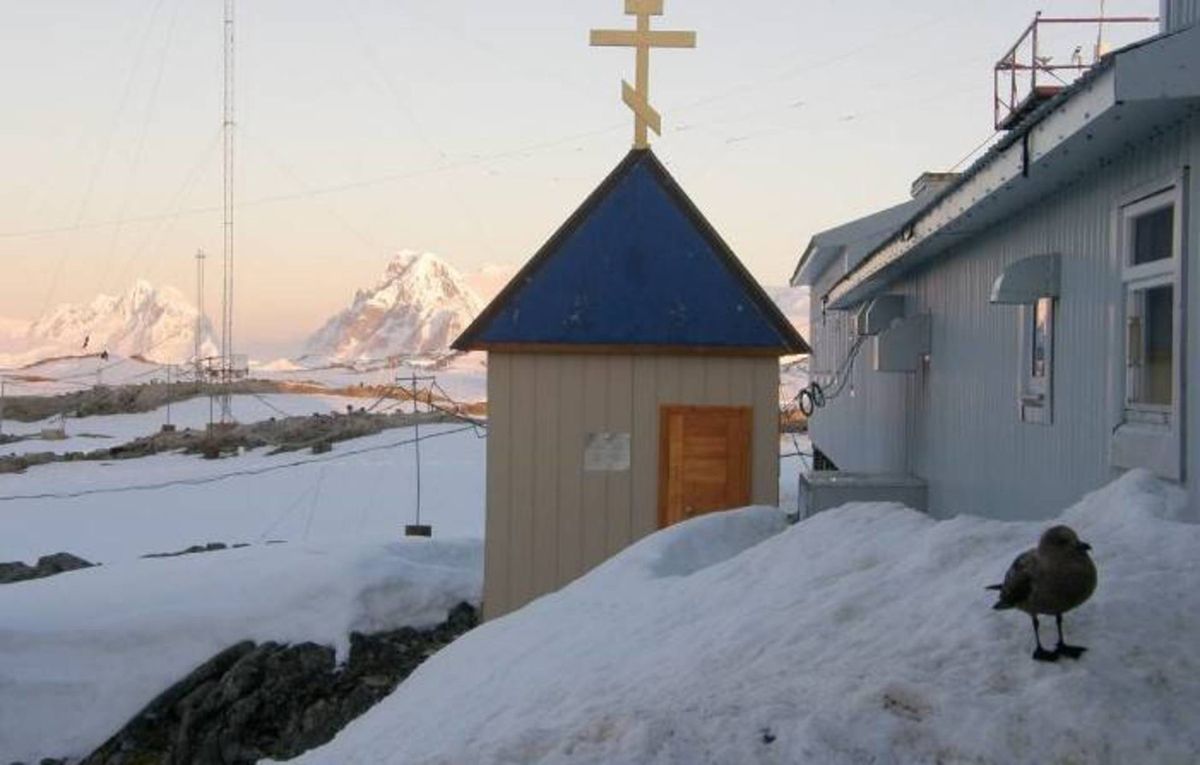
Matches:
[453,149,808,355]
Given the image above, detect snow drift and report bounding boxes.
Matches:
[304,251,482,362]
[0,280,217,367]
[0,539,482,762]
[296,471,1199,764]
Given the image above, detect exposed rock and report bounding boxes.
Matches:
[0,407,455,474]
[0,451,57,475]
[142,543,229,560]
[82,603,478,765]
[0,552,95,585]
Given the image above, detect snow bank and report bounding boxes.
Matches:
[0,425,485,563]
[296,470,1199,765]
[0,539,482,762]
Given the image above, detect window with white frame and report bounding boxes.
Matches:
[1111,182,1186,480]
[1019,296,1054,424]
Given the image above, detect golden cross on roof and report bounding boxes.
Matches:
[590,0,696,149]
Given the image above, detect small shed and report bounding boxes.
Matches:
[454,148,808,619]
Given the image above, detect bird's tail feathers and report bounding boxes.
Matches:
[985,584,1014,610]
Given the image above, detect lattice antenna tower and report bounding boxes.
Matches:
[195,248,206,378]
[220,0,236,421]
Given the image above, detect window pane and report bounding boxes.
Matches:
[1131,285,1174,406]
[1031,297,1051,379]
[1132,206,1174,265]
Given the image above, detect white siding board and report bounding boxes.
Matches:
[1163,0,1200,31]
[508,355,537,608]
[703,358,732,404]
[604,356,634,556]
[580,356,610,574]
[807,113,1200,521]
[532,355,560,599]
[631,357,660,539]
[1187,131,1199,520]
[679,356,706,404]
[556,355,586,584]
[483,354,511,620]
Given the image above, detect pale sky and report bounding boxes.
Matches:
[0,0,1160,355]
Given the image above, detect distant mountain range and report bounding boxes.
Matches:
[0,281,217,368]
[302,251,483,363]
[0,258,809,371]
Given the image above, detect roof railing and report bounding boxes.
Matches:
[994,12,1158,131]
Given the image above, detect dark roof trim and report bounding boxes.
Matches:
[453,148,810,355]
[462,342,787,358]
[823,24,1198,307]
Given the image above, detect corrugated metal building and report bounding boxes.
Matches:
[793,12,1200,521]
[456,149,808,619]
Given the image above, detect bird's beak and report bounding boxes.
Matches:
[1077,542,1092,552]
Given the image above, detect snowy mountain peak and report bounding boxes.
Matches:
[304,251,482,362]
[4,281,218,367]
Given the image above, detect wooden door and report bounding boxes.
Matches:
[658,405,752,528]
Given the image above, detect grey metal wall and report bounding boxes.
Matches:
[484,351,782,619]
[1163,0,1200,32]
[806,303,911,474]
[808,114,1199,520]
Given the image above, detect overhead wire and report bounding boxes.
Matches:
[0,8,980,243]
[247,391,294,419]
[36,0,173,316]
[110,126,224,294]
[100,0,183,296]
[337,0,487,243]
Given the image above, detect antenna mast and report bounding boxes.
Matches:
[195,248,206,377]
[220,0,236,421]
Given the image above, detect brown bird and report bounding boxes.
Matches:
[987,525,1097,662]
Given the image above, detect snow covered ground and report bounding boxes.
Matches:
[0,538,482,762]
[0,354,166,395]
[295,470,1199,765]
[0,349,489,404]
[0,365,813,763]
[0,423,486,563]
[255,351,488,405]
[0,382,489,762]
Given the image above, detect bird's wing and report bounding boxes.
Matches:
[996,550,1038,608]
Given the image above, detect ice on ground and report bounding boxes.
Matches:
[0,538,482,763]
[0,425,486,562]
[296,470,1199,765]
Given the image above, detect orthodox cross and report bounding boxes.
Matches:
[590,0,696,149]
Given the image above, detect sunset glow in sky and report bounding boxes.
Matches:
[0,0,1159,355]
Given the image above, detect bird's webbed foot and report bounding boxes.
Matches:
[1055,642,1087,659]
[1032,646,1060,662]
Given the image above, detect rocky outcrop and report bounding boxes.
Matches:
[0,408,455,474]
[0,552,94,585]
[80,603,478,765]
[141,543,250,560]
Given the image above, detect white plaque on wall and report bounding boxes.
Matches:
[583,432,631,472]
